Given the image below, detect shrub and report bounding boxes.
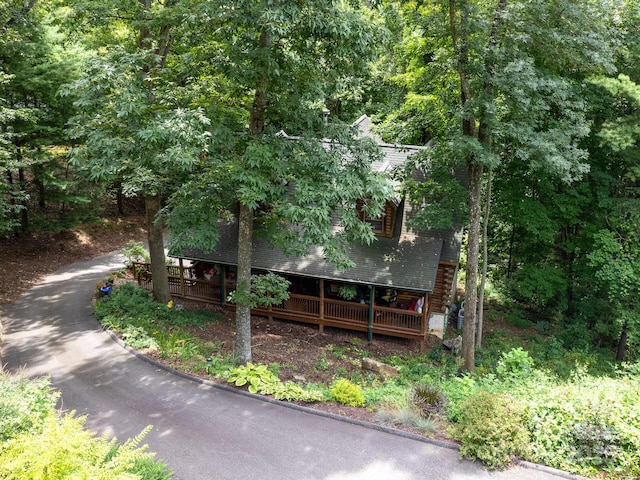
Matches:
[227,363,279,394]
[0,373,59,442]
[496,347,534,380]
[121,324,159,351]
[94,282,156,324]
[524,375,640,477]
[268,382,325,403]
[330,378,365,407]
[440,374,479,422]
[570,412,621,468]
[226,363,324,402]
[122,240,150,268]
[128,455,174,480]
[453,391,531,469]
[363,378,407,407]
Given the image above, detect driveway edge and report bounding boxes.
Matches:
[102,323,588,480]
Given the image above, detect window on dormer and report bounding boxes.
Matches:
[357,199,397,237]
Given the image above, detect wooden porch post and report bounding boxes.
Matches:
[319,279,325,333]
[367,285,374,342]
[179,258,185,297]
[420,294,429,353]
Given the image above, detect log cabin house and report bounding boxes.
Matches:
[135,116,461,348]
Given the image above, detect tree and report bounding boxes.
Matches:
[0,0,90,234]
[483,20,640,360]
[166,0,391,364]
[63,0,211,303]
[582,74,640,360]
[379,0,617,370]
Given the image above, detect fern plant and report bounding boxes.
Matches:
[0,412,158,480]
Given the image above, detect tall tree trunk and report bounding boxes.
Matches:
[463,161,483,372]
[451,0,477,371]
[145,194,171,303]
[451,0,506,371]
[474,3,504,350]
[235,203,254,364]
[115,181,125,216]
[477,168,492,348]
[507,224,515,277]
[138,0,173,305]
[234,27,272,365]
[18,166,28,232]
[616,321,628,362]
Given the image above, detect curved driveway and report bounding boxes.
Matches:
[2,252,580,480]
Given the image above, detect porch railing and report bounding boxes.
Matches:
[132,262,427,343]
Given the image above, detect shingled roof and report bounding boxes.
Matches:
[174,116,462,293]
[180,220,446,292]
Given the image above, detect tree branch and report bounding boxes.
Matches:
[3,0,39,30]
[450,0,475,137]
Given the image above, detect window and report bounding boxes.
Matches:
[357,200,397,237]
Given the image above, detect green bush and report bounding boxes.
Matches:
[95,283,219,331]
[121,324,160,351]
[122,241,150,268]
[268,382,325,403]
[94,282,157,325]
[441,374,480,422]
[453,391,531,469]
[363,378,407,406]
[227,363,279,394]
[524,375,640,477]
[496,347,534,380]
[226,363,324,402]
[128,455,173,480]
[94,283,221,361]
[0,373,59,442]
[330,378,365,407]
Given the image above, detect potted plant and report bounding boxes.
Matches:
[338,284,358,301]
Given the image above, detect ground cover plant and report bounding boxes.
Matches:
[95,280,640,479]
[0,371,173,480]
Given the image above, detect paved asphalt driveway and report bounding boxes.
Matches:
[2,252,581,480]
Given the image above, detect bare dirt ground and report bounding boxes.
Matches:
[0,216,147,306]
[143,305,443,430]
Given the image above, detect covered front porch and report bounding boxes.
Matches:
[133,261,433,347]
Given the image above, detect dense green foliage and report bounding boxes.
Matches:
[0,372,172,479]
[4,1,640,475]
[0,374,59,442]
[122,240,151,268]
[454,392,530,469]
[0,1,102,234]
[95,282,220,359]
[227,363,324,402]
